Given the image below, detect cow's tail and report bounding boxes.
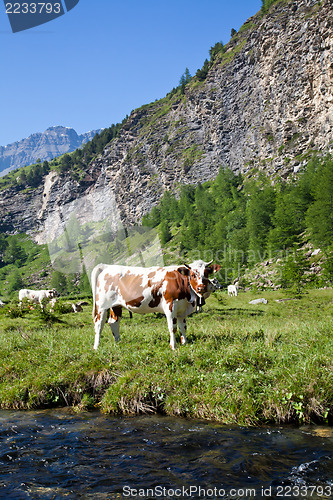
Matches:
[91,264,106,319]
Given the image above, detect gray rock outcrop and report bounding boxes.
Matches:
[90,0,332,224]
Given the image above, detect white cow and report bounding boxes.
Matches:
[49,297,58,312]
[227,284,238,296]
[19,288,58,307]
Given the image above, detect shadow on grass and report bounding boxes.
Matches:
[195,307,265,319]
[119,307,265,329]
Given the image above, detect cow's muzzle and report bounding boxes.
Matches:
[196,285,206,295]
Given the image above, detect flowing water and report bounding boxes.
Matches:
[0,410,332,499]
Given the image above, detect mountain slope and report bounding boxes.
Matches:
[0,0,332,240]
[0,126,101,176]
[92,0,332,224]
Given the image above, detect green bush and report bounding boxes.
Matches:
[261,0,279,14]
[280,249,310,297]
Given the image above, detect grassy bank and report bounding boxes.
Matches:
[0,289,332,425]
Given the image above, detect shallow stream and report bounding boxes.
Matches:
[0,410,332,499]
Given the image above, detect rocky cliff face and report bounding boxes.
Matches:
[0,126,100,176]
[95,0,332,224]
[0,0,332,241]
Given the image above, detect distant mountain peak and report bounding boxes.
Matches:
[0,126,101,177]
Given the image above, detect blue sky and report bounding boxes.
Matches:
[0,0,262,146]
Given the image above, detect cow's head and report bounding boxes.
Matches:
[207,277,223,292]
[177,265,209,297]
[190,260,221,278]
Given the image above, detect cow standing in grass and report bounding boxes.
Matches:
[227,284,238,296]
[91,263,219,350]
[19,288,58,307]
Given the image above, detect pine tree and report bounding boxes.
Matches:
[209,41,224,60]
[18,170,28,186]
[306,159,333,247]
[179,68,192,94]
[268,186,303,252]
[322,246,333,286]
[160,221,172,245]
[4,237,27,266]
[59,154,73,173]
[50,270,68,295]
[42,161,50,175]
[79,267,91,294]
[280,249,310,297]
[142,206,161,228]
[0,235,8,264]
[7,269,24,295]
[196,59,210,81]
[246,182,275,263]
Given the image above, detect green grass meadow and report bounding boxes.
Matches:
[0,289,332,426]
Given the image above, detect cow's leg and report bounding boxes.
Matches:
[165,311,177,350]
[108,306,122,342]
[178,318,187,345]
[93,307,108,350]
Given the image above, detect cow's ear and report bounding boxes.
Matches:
[205,264,221,275]
[177,266,190,276]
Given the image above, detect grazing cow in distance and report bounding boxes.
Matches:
[227,284,238,297]
[19,288,58,307]
[72,303,83,313]
[91,263,219,350]
[49,297,58,311]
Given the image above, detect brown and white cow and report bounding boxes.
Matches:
[189,260,221,278]
[91,263,218,350]
[189,260,222,311]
